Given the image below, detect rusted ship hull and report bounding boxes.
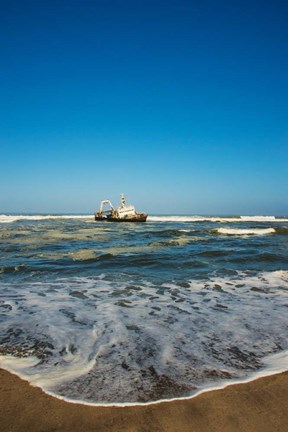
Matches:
[94,213,148,222]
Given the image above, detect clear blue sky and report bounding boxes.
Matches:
[1,0,287,215]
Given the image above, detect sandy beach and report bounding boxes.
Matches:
[0,369,287,432]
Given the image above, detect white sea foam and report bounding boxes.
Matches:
[0,270,288,404]
[2,349,288,408]
[217,227,276,236]
[240,216,276,221]
[0,355,40,371]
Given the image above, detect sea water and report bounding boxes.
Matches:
[0,214,288,404]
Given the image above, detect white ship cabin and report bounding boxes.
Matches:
[116,195,136,218]
[117,205,136,218]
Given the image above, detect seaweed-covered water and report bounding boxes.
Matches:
[0,214,288,403]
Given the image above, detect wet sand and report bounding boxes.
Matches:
[1,368,288,432]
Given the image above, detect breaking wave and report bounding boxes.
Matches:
[0,214,93,223]
[216,228,276,236]
[148,216,288,223]
[240,216,276,221]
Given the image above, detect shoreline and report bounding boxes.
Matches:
[1,368,288,431]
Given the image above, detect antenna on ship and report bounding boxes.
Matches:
[121,193,126,207]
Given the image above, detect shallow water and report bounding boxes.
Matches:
[0,214,288,403]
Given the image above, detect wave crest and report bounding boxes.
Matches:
[148,216,288,223]
[216,228,275,236]
[0,215,93,223]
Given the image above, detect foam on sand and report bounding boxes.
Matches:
[1,349,288,408]
[0,270,288,404]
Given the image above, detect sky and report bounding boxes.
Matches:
[0,0,287,215]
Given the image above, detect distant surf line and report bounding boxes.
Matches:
[1,214,288,223]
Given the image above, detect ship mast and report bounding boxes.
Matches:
[121,194,126,207]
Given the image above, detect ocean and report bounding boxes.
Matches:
[0,214,288,405]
